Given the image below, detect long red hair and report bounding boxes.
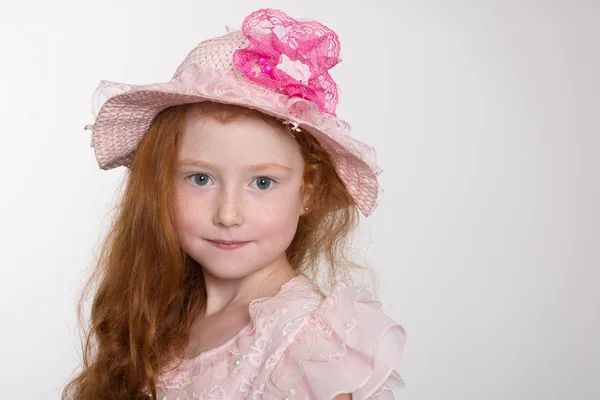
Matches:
[62,101,375,399]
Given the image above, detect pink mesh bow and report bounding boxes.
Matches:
[232,8,341,115]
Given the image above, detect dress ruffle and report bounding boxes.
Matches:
[259,283,407,400]
[154,276,406,400]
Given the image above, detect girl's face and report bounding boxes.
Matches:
[173,109,307,281]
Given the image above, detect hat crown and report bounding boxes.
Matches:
[171,8,342,116]
[172,31,247,82]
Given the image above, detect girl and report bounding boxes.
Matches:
[65,8,406,400]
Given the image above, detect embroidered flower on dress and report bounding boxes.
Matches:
[232,8,342,115]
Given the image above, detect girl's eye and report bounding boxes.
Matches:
[252,176,275,191]
[189,174,213,186]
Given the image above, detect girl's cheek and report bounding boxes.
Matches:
[174,191,207,222]
[182,198,210,218]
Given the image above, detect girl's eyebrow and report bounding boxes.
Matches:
[179,159,292,173]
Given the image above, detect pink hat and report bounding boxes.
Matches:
[84,8,382,216]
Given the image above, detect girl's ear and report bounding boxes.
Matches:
[300,202,309,216]
[300,183,313,216]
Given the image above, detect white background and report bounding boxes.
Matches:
[0,0,598,399]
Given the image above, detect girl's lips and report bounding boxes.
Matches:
[206,239,250,250]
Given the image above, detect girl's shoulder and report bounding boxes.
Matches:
[251,274,407,399]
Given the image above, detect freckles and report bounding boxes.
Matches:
[174,195,208,232]
[178,189,209,213]
[252,205,298,236]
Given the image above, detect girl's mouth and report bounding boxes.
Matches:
[206,239,250,250]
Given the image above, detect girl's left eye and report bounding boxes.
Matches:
[251,176,276,190]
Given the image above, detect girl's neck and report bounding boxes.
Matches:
[201,258,298,318]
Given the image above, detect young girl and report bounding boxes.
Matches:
[66,8,406,400]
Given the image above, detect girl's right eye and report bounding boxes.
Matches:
[189,174,213,187]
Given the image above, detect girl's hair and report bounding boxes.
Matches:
[63,101,374,399]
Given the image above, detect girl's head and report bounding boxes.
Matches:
[133,100,361,283]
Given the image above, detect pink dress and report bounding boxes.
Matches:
[155,275,407,400]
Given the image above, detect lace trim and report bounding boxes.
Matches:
[156,276,316,393]
[154,277,405,399]
[269,283,406,399]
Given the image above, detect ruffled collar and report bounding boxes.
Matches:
[169,274,313,367]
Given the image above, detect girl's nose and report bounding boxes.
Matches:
[213,188,244,228]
